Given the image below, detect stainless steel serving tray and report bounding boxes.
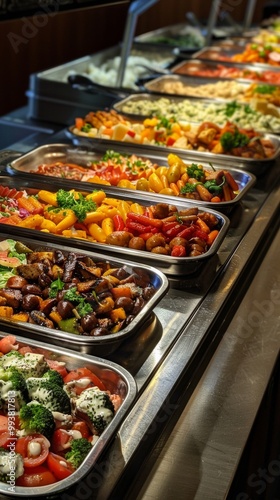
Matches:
[112,92,280,135]
[133,23,205,52]
[0,233,168,354]
[7,143,256,213]
[0,175,229,276]
[0,331,137,497]
[143,74,252,100]
[171,59,280,82]
[27,44,176,126]
[191,45,280,70]
[66,124,280,174]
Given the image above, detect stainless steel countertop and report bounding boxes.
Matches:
[133,227,280,500]
[0,144,279,500]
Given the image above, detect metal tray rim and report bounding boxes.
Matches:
[7,143,256,209]
[0,331,137,496]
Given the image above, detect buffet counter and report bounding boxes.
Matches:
[0,109,279,499]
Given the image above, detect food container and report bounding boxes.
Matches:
[143,74,252,100]
[27,45,176,126]
[191,45,280,70]
[0,331,137,497]
[0,233,168,354]
[171,59,280,83]
[66,118,280,174]
[112,92,280,134]
[0,175,229,275]
[6,143,256,213]
[133,23,205,52]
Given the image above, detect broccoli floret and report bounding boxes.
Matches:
[42,369,64,387]
[27,379,71,414]
[65,438,92,469]
[0,448,24,482]
[19,402,55,440]
[0,367,29,411]
[75,387,114,435]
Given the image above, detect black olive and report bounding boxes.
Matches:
[132,296,145,315]
[142,285,156,301]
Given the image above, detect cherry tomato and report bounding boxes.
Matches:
[71,421,91,439]
[16,465,56,487]
[63,367,106,392]
[47,452,74,480]
[51,429,72,454]
[15,433,50,468]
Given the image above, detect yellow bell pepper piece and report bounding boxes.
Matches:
[117,200,131,222]
[117,179,136,190]
[40,219,57,233]
[148,173,164,193]
[102,217,114,236]
[102,197,119,207]
[18,214,44,229]
[88,223,107,243]
[129,203,144,215]
[96,206,118,218]
[38,190,58,206]
[55,210,77,233]
[87,176,111,185]
[83,211,106,225]
[85,190,106,205]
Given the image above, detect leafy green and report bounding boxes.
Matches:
[180,183,197,194]
[49,275,64,298]
[220,130,250,151]
[64,287,94,317]
[56,189,96,222]
[254,84,276,94]
[186,163,205,181]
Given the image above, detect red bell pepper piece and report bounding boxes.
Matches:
[193,228,209,241]
[113,214,125,231]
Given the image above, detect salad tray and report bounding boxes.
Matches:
[0,175,229,276]
[6,143,256,213]
[0,234,168,354]
[0,331,137,496]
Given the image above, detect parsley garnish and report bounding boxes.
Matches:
[55,189,96,222]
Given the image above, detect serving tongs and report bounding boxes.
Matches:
[67,74,130,100]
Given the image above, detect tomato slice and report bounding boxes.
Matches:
[45,358,68,378]
[47,452,74,480]
[16,465,56,487]
[63,367,106,392]
[51,429,73,454]
[15,433,50,468]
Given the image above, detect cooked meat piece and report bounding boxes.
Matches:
[16,263,45,280]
